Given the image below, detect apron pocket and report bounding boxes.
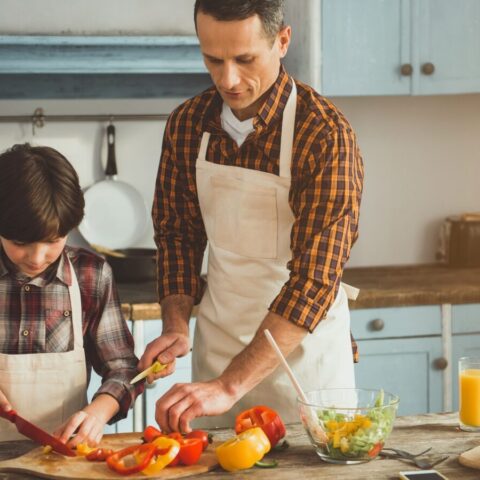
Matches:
[212,175,278,259]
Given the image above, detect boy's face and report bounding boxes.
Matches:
[0,236,67,277]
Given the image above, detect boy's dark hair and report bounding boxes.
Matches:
[194,0,285,43]
[0,143,84,243]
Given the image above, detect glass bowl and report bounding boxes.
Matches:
[298,388,399,464]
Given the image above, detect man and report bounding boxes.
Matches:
[139,0,364,432]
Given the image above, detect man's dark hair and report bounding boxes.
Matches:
[194,0,285,42]
[0,143,84,243]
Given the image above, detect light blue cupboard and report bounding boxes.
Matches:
[319,0,480,96]
[350,306,444,416]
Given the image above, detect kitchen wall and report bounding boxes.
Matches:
[1,0,479,267]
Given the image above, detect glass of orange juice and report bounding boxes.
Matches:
[459,357,480,432]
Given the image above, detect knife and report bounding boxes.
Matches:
[0,409,76,457]
[130,360,167,384]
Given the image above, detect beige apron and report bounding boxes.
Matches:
[0,257,88,441]
[193,81,356,428]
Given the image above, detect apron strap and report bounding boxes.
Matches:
[67,256,84,350]
[340,282,360,301]
[197,132,211,164]
[279,80,297,179]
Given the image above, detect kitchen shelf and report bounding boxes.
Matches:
[0,35,212,98]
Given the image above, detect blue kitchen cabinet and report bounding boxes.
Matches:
[451,304,480,411]
[415,1,480,95]
[351,306,444,416]
[318,0,480,95]
[322,0,411,96]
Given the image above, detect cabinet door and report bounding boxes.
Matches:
[452,334,480,411]
[355,337,443,415]
[415,0,480,94]
[322,0,412,95]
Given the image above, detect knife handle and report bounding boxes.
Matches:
[0,408,16,423]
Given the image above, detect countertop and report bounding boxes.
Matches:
[1,413,479,479]
[117,264,480,320]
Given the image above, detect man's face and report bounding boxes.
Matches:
[196,11,291,120]
[0,236,67,277]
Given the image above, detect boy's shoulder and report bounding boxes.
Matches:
[63,245,113,280]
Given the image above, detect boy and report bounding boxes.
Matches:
[0,143,144,446]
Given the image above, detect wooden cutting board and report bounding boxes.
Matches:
[459,445,480,470]
[0,433,219,479]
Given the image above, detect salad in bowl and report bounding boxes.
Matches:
[298,388,399,464]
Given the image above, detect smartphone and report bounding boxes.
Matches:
[399,471,449,480]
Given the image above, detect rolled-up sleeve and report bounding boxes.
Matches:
[269,126,364,332]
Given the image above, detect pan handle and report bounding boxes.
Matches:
[105,124,118,176]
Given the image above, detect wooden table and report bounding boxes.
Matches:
[1,413,479,479]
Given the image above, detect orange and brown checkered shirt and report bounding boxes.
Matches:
[153,65,363,361]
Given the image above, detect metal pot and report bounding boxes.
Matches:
[105,248,156,283]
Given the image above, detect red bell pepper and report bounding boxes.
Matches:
[106,444,156,475]
[185,429,213,451]
[235,405,286,448]
[86,448,114,462]
[167,435,203,466]
[143,425,163,443]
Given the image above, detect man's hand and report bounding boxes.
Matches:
[138,294,194,383]
[138,333,190,383]
[155,378,238,433]
[0,389,12,412]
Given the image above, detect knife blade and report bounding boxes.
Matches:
[130,360,167,384]
[0,409,76,457]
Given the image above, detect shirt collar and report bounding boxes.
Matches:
[203,64,293,133]
[0,246,71,287]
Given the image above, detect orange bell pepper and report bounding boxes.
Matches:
[235,405,286,447]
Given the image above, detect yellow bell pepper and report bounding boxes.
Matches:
[140,436,180,475]
[216,427,270,472]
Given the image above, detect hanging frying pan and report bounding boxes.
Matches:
[78,124,148,250]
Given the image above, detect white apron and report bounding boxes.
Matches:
[193,81,356,428]
[0,257,88,441]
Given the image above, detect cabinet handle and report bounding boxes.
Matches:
[400,64,413,76]
[369,318,385,331]
[433,357,448,370]
[421,62,435,75]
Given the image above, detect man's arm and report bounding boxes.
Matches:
[154,310,306,433]
[138,294,194,382]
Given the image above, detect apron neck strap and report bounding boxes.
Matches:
[197,79,297,177]
[198,132,211,163]
[66,256,84,350]
[279,79,297,179]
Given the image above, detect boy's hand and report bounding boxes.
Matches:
[0,389,12,412]
[53,394,119,448]
[53,410,106,448]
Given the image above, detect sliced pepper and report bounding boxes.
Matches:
[235,405,286,448]
[216,427,270,472]
[168,437,203,467]
[140,437,180,475]
[75,443,96,456]
[143,425,163,443]
[106,444,156,475]
[86,448,115,462]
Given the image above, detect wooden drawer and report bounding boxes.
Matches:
[351,306,442,340]
[452,304,480,334]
